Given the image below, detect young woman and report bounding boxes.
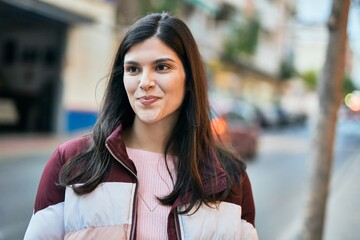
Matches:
[25,12,258,240]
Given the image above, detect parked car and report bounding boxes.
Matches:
[257,103,307,129]
[211,104,260,160]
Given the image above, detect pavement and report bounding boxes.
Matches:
[323,150,360,239]
[0,133,77,159]
[278,150,360,240]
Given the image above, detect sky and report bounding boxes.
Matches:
[297,0,360,54]
[296,0,360,88]
[296,0,331,23]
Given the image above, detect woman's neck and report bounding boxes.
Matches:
[123,118,174,154]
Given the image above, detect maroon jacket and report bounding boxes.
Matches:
[25,125,258,239]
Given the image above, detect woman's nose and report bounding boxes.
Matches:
[139,70,155,90]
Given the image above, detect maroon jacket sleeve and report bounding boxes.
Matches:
[240,172,256,227]
[34,147,66,213]
[34,137,90,212]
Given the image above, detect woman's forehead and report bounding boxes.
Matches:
[124,38,181,63]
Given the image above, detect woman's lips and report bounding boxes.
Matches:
[137,96,160,106]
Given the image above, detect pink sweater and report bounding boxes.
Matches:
[127,148,176,240]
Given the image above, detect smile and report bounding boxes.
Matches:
[136,96,160,106]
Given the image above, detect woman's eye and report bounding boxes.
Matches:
[125,66,139,73]
[156,64,169,71]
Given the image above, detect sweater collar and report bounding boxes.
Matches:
[105,124,227,196]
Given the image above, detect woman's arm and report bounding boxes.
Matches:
[241,172,256,226]
[24,148,66,240]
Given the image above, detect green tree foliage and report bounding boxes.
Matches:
[299,70,318,90]
[299,70,356,95]
[138,0,182,15]
[279,59,295,80]
[343,74,357,96]
[224,16,260,58]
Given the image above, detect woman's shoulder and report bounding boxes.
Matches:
[223,170,256,226]
[57,135,92,161]
[217,148,247,181]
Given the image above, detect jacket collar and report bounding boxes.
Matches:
[105,124,137,175]
[105,124,228,197]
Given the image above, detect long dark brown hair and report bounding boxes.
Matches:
[59,12,245,214]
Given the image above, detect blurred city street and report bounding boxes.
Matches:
[0,134,73,240]
[1,121,360,240]
[0,1,359,239]
[247,121,360,240]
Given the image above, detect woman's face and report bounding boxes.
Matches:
[123,37,186,125]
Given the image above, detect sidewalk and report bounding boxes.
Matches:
[279,151,360,240]
[324,151,360,239]
[0,133,77,159]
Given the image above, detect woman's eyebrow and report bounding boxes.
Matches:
[124,58,176,65]
[124,60,140,65]
[154,58,176,64]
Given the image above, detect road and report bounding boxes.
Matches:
[0,121,359,240]
[247,121,360,240]
[0,154,47,240]
[247,126,312,239]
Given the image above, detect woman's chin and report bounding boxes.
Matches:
[136,115,160,124]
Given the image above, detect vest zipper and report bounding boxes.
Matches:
[106,143,138,240]
[174,210,181,240]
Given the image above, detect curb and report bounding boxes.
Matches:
[0,134,73,159]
